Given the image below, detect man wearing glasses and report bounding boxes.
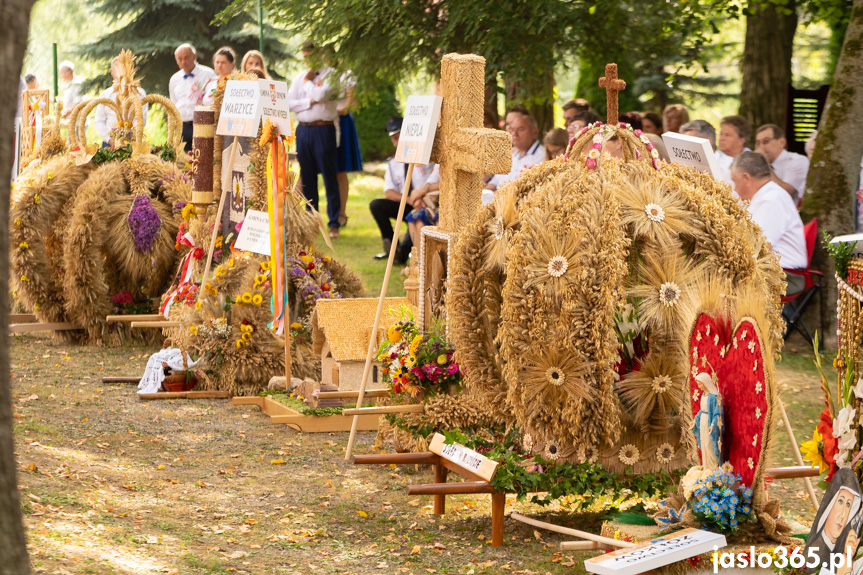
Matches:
[754,124,810,206]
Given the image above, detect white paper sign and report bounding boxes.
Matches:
[662,132,722,180]
[428,433,498,481]
[233,209,271,255]
[217,80,262,137]
[395,95,442,164]
[830,233,863,257]
[258,79,292,136]
[585,528,726,575]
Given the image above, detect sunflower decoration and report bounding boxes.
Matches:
[507,347,595,438]
[576,443,599,464]
[616,166,694,248]
[628,249,698,341]
[483,183,521,271]
[516,208,585,306]
[617,350,687,432]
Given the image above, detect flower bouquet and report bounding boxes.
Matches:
[685,467,753,533]
[377,313,461,399]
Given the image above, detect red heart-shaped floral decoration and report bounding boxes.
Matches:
[688,313,771,487]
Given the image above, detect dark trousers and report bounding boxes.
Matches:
[182,121,193,153]
[369,197,412,259]
[296,123,340,228]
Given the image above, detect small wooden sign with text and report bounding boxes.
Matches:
[395,95,442,165]
[428,433,498,482]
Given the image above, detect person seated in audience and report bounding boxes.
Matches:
[715,115,751,189]
[567,110,600,139]
[369,117,440,264]
[642,112,663,135]
[755,123,810,205]
[619,111,642,130]
[543,128,569,160]
[504,104,529,134]
[681,119,716,149]
[563,98,591,130]
[730,151,807,293]
[662,104,689,133]
[484,114,544,195]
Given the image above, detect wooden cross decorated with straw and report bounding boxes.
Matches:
[598,63,626,126]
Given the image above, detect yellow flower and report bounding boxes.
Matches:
[215,236,223,248]
[181,204,197,221]
[260,261,271,271]
[241,292,253,304]
[46,172,53,181]
[194,301,202,311]
[290,322,302,330]
[236,339,245,349]
[33,194,40,204]
[252,294,263,305]
[18,242,28,249]
[15,218,21,226]
[405,355,415,368]
[214,267,225,280]
[259,118,275,147]
[437,354,447,365]
[800,427,827,475]
[410,334,423,355]
[387,325,401,344]
[242,332,251,342]
[34,303,41,311]
[300,255,314,263]
[228,258,235,268]
[189,325,199,335]
[20,275,29,282]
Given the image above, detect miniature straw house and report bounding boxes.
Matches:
[312,298,416,391]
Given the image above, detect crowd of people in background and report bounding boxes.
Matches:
[18,45,853,294]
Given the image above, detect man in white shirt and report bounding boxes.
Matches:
[714,115,751,190]
[681,119,716,149]
[169,43,216,152]
[59,61,84,117]
[754,124,810,205]
[369,117,440,264]
[484,114,545,199]
[288,41,342,238]
[94,57,148,147]
[731,151,808,292]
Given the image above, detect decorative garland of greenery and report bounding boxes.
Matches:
[442,428,680,508]
[92,144,176,166]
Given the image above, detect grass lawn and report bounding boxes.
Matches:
[309,165,410,298]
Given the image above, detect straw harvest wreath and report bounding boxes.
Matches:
[156,75,367,396]
[11,51,188,342]
[447,120,787,533]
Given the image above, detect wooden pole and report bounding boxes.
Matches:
[276,137,292,389]
[345,163,415,460]
[777,396,819,508]
[198,135,239,303]
[510,513,636,549]
[491,492,506,547]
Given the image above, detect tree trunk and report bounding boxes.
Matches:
[801,0,863,348]
[0,1,36,573]
[738,0,797,139]
[484,74,499,129]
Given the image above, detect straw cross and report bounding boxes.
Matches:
[598,64,626,126]
[430,54,511,233]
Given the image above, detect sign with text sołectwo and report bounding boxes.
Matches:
[395,95,442,165]
[258,79,292,137]
[217,80,262,137]
[661,132,722,180]
[233,210,271,256]
[584,528,726,575]
[428,433,498,481]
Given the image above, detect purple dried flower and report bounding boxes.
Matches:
[128,195,162,253]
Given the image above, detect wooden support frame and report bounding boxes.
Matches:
[316,389,389,400]
[102,376,140,384]
[106,314,167,323]
[341,404,424,416]
[138,390,231,400]
[130,321,181,328]
[10,322,81,333]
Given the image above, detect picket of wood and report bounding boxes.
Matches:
[315,388,389,400]
[105,314,167,323]
[138,390,232,400]
[10,322,81,334]
[231,396,379,432]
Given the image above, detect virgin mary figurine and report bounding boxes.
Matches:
[692,371,723,469]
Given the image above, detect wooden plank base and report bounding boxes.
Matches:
[137,390,232,400]
[10,322,81,333]
[10,314,37,322]
[232,396,379,433]
[102,376,141,384]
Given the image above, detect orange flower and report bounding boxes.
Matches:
[260,119,275,147]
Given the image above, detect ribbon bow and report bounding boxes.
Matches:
[183,72,194,79]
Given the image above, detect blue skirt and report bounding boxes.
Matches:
[337,113,363,172]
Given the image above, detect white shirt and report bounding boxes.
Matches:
[168,63,216,122]
[94,86,148,144]
[746,180,808,269]
[201,77,219,107]
[63,77,84,113]
[384,160,439,194]
[772,149,810,199]
[337,71,356,110]
[715,148,752,192]
[288,68,338,123]
[487,140,545,190]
